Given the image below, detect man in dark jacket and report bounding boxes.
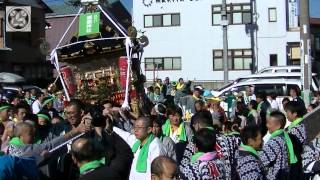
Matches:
[48,99,86,180]
[71,135,133,180]
[256,92,271,136]
[89,106,134,180]
[289,87,307,114]
[162,77,174,106]
[71,138,106,179]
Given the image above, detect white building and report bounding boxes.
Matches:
[133,0,301,87]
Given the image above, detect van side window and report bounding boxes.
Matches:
[275,69,288,73]
[254,84,284,96]
[291,69,300,72]
[260,70,272,73]
[312,76,320,90]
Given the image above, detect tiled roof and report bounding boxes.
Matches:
[6,0,53,12]
[311,18,320,25]
[43,0,78,16]
[44,0,128,17]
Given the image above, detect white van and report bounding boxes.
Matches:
[213,79,303,111]
[212,78,302,98]
[214,72,319,92]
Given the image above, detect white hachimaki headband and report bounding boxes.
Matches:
[155,103,166,116]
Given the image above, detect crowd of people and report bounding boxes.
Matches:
[0,77,320,180]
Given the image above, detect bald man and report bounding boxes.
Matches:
[71,137,123,180]
[8,122,86,159]
[151,156,178,180]
[71,138,104,176]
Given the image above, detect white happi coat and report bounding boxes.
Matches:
[113,127,165,180]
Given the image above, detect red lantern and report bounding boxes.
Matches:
[60,66,77,96]
[119,56,128,91]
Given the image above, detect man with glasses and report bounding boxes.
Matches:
[50,99,87,180]
[64,100,83,130]
[113,116,165,180]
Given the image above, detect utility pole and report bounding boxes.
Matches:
[250,0,257,74]
[299,0,311,107]
[222,0,228,84]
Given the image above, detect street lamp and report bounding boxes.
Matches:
[221,0,228,84]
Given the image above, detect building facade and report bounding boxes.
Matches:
[133,0,301,87]
[0,0,53,86]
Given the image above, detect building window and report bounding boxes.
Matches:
[163,14,171,26]
[172,14,180,26]
[270,54,278,66]
[153,15,162,27]
[212,6,222,25]
[212,4,251,26]
[144,16,153,27]
[287,43,300,65]
[213,50,223,70]
[213,49,252,70]
[144,13,180,28]
[268,8,277,22]
[145,57,181,71]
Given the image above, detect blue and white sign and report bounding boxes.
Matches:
[288,0,299,29]
[143,0,201,7]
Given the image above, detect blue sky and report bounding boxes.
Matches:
[121,0,132,13]
[310,0,320,18]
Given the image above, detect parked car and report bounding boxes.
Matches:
[212,78,302,97]
[2,85,42,96]
[214,72,319,93]
[213,79,303,111]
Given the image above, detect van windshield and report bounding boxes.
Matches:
[312,76,320,90]
[216,80,238,91]
[254,84,285,96]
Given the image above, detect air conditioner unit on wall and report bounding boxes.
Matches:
[81,0,99,5]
